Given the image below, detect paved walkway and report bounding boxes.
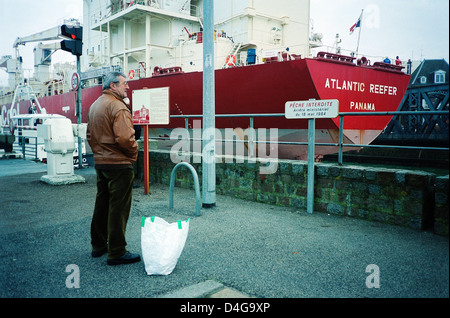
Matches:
[0,159,448,305]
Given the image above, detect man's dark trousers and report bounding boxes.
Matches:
[91,168,134,259]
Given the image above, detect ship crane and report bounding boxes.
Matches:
[11,19,81,84]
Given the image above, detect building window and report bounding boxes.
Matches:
[434,70,445,84]
[420,76,427,84]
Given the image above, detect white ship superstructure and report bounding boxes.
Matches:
[82,0,311,79]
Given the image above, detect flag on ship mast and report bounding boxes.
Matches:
[350,11,363,34]
[350,10,364,57]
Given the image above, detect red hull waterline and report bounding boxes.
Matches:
[1,57,410,160]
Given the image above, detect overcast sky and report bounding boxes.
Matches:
[310,0,449,63]
[1,0,449,86]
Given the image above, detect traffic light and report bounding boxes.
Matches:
[60,24,83,56]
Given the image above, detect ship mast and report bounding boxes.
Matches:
[355,9,363,58]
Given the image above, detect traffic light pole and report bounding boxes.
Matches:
[76,55,83,168]
[60,23,84,168]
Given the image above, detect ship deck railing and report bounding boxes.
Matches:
[147,110,449,165]
[315,51,406,73]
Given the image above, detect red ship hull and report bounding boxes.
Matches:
[1,57,410,160]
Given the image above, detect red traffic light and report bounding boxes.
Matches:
[61,24,83,41]
[60,24,83,56]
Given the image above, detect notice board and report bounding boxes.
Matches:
[132,87,170,125]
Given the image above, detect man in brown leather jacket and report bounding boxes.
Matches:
[87,71,140,265]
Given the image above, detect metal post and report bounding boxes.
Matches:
[185,117,189,152]
[307,118,315,214]
[338,115,344,165]
[202,0,216,208]
[144,125,149,195]
[76,55,83,168]
[249,117,254,158]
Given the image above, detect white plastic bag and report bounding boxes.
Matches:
[141,216,190,275]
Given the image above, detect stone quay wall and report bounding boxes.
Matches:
[137,150,449,236]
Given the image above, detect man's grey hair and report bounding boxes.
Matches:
[103,71,127,90]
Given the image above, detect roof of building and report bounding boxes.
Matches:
[410,59,449,86]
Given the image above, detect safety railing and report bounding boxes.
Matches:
[107,0,202,19]
[147,110,449,165]
[13,136,39,160]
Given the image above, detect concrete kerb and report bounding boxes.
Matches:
[158,280,252,298]
[158,280,223,298]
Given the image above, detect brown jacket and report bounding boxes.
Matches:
[87,90,138,167]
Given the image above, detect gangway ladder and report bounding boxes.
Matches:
[223,42,242,68]
[169,162,201,216]
[11,82,46,115]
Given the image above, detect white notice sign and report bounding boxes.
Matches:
[285,99,339,119]
[132,87,170,125]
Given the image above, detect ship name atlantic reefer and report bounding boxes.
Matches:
[324,78,398,95]
[324,77,400,112]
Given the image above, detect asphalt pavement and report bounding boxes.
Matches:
[0,158,448,308]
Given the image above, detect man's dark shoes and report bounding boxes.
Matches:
[91,247,108,258]
[107,251,141,265]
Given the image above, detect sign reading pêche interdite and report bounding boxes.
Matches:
[285,99,339,119]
